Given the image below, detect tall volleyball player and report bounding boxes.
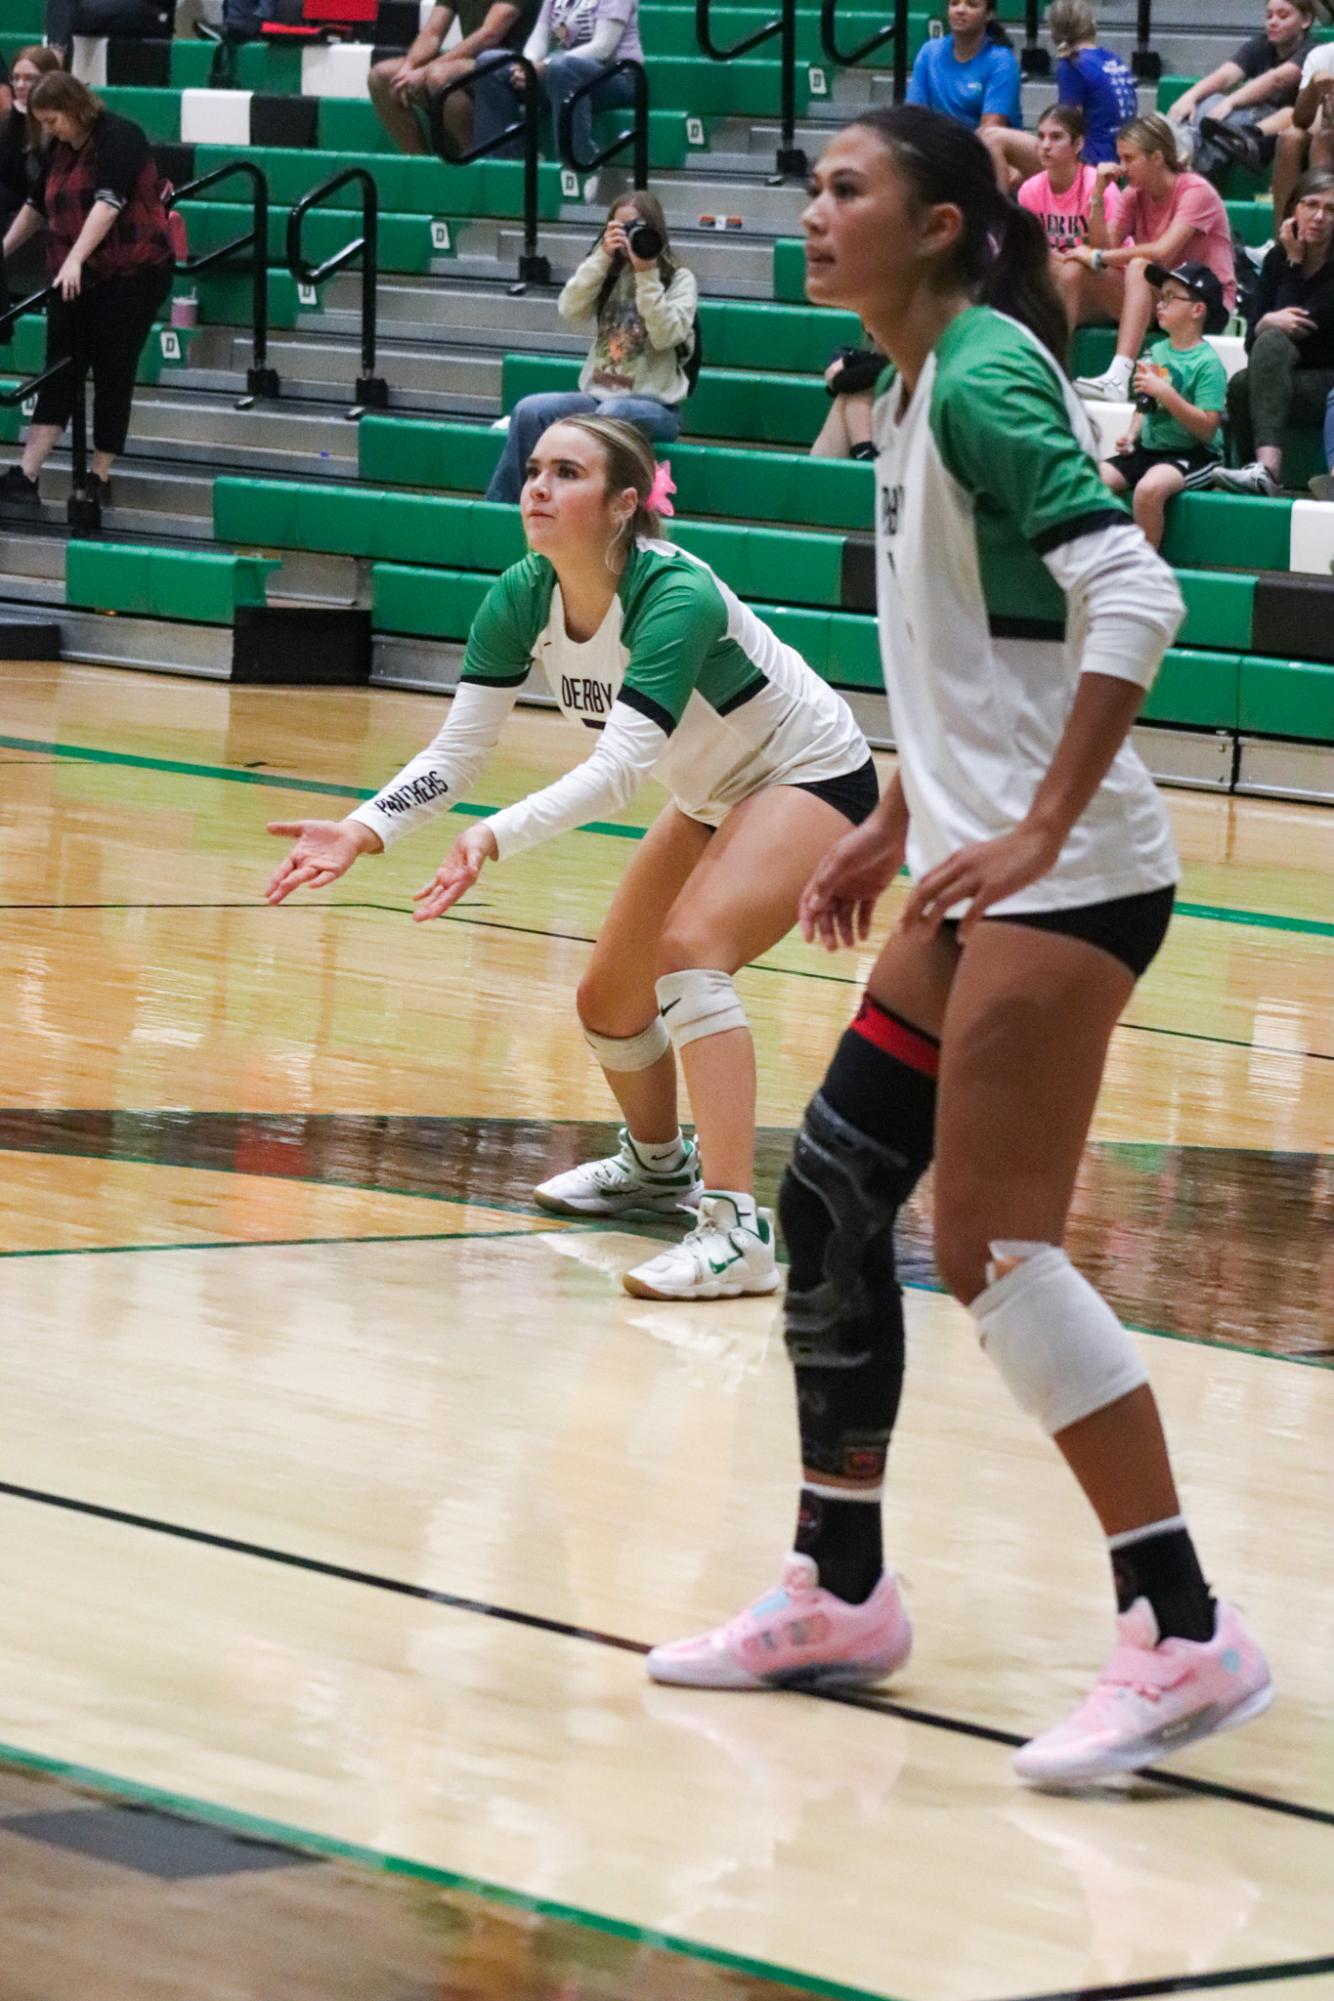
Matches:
[647,109,1273,1785]
[266,416,876,1303]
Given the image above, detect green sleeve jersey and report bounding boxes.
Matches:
[460,555,556,688]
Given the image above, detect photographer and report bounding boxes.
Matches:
[486,191,696,503]
[0,74,173,511]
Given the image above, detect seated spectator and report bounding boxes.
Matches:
[368,1,529,158]
[1019,104,1123,255]
[811,344,883,459]
[1056,114,1236,399]
[1272,38,1334,219]
[1310,381,1334,498]
[0,74,174,512]
[906,0,1021,136]
[0,47,62,224]
[1097,263,1228,546]
[486,191,695,504]
[1216,169,1334,493]
[1166,0,1314,184]
[983,2,1136,190]
[475,0,643,172]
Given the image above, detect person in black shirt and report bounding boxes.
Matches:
[1166,0,1315,182]
[0,47,64,222]
[1215,170,1334,493]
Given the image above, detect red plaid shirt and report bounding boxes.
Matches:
[35,114,172,281]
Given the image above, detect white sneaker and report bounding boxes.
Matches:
[533,1128,702,1218]
[1073,365,1133,401]
[1212,460,1282,497]
[622,1191,780,1300]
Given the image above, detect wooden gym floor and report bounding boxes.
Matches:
[1,660,1332,2001]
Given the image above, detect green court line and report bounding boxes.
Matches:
[4,731,1332,937]
[0,1738,898,2001]
[0,1224,571,1262]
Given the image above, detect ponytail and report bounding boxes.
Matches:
[981,193,1070,368]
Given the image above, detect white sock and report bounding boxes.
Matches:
[634,1130,689,1173]
[1107,354,1134,387]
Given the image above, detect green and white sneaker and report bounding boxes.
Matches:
[533,1128,702,1218]
[623,1192,780,1301]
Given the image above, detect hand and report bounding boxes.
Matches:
[55,252,83,301]
[1094,159,1123,189]
[509,61,527,89]
[1211,95,1236,120]
[1114,432,1134,453]
[1132,360,1168,401]
[412,821,498,922]
[1279,214,1302,260]
[265,817,379,903]
[1166,93,1192,122]
[391,63,425,96]
[1063,244,1097,269]
[900,823,1063,941]
[798,812,908,952]
[1259,305,1316,337]
[603,220,631,259]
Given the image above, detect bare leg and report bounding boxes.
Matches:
[1115,259,1156,364]
[20,423,63,480]
[368,57,428,154]
[1130,462,1185,550]
[1270,124,1310,226]
[981,123,1041,192]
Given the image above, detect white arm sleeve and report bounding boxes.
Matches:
[348,681,519,850]
[586,15,625,58]
[1042,519,1186,691]
[485,702,667,861]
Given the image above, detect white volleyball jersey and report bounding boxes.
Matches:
[872,306,1182,913]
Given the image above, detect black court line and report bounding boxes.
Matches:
[1000,1954,1334,2000]
[2,1478,1329,1834]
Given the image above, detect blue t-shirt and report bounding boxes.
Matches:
[1057,46,1138,164]
[905,36,1022,129]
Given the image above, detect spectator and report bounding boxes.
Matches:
[368,1,529,158]
[1019,103,1123,256]
[1097,262,1228,545]
[0,53,12,130]
[0,47,62,224]
[1057,113,1236,399]
[810,344,884,459]
[476,0,643,172]
[1166,0,1314,184]
[1215,170,1334,493]
[983,2,1136,190]
[1271,38,1334,220]
[485,191,695,503]
[906,0,1021,135]
[0,75,174,512]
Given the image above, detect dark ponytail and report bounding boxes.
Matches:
[983,0,1015,47]
[851,105,1069,370]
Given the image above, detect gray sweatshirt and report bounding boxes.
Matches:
[558,245,698,405]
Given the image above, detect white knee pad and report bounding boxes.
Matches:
[970,1241,1148,1436]
[655,968,749,1051]
[582,1016,670,1072]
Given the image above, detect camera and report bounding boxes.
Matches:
[625,218,663,262]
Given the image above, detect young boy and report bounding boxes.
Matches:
[1097,262,1230,547]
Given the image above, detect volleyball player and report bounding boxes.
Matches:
[647,109,1273,1785]
[266,416,876,1303]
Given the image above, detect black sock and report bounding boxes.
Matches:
[795,1488,882,1604]
[1111,1523,1216,1643]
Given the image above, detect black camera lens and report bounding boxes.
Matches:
[626,219,663,261]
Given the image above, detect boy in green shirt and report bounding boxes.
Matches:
[1098,262,1230,548]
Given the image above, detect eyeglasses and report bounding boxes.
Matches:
[1296,198,1334,218]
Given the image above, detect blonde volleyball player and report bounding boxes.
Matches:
[648,108,1273,1785]
[265,415,876,1303]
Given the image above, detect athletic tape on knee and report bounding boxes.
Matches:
[582,1016,670,1072]
[655,968,748,1050]
[970,1243,1149,1436]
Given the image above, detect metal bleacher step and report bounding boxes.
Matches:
[174,333,502,414]
[443,219,780,293]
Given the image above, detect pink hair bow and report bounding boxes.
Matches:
[646,460,677,518]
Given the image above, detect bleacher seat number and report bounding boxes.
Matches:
[160,330,181,363]
[809,67,828,95]
[686,117,705,146]
[561,170,580,200]
[430,221,452,253]
[298,283,319,306]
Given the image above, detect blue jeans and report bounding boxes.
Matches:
[485,390,681,503]
[473,49,637,166]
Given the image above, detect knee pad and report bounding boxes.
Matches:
[971,1241,1149,1436]
[582,1016,670,1073]
[654,968,748,1051]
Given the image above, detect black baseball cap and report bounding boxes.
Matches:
[1145,261,1229,334]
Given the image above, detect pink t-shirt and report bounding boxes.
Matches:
[1017,164,1122,252]
[1117,171,1236,306]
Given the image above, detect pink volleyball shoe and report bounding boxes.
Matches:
[1014,1598,1274,1786]
[646,1553,913,1691]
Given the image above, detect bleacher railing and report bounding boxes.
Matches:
[430,54,552,290]
[0,283,99,531]
[167,160,278,401]
[1020,0,1050,76]
[1023,0,1159,78]
[286,165,389,411]
[557,59,650,190]
[819,0,904,103]
[696,0,806,180]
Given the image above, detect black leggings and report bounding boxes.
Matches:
[33,260,173,456]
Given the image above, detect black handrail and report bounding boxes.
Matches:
[819,0,899,96]
[1021,0,1050,76]
[557,58,649,188]
[428,52,551,288]
[1133,0,1160,80]
[696,0,805,179]
[166,159,278,399]
[0,281,98,529]
[286,166,388,410]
